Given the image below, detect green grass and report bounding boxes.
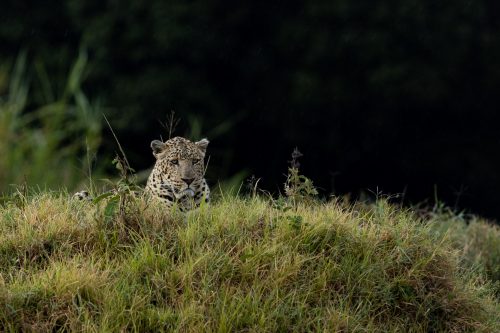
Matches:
[0,192,498,332]
[427,207,500,298]
[0,50,103,193]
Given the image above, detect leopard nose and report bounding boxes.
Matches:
[182,177,194,185]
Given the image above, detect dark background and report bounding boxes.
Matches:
[1,0,500,220]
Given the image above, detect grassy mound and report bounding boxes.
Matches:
[0,192,498,332]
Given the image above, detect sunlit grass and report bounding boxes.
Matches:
[0,191,498,332]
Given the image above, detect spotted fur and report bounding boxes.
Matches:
[146,136,210,211]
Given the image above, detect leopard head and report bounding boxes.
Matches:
[149,136,208,199]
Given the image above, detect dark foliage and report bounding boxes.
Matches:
[1,0,500,219]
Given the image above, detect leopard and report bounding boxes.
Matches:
[146,136,210,210]
[74,136,210,212]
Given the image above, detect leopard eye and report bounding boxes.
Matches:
[170,159,178,165]
[193,159,200,164]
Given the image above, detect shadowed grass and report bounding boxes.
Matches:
[0,192,498,332]
[0,51,103,193]
[428,207,500,298]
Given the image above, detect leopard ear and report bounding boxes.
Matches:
[195,138,209,156]
[151,140,166,158]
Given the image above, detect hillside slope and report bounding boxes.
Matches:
[0,193,499,332]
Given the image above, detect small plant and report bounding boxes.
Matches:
[245,175,261,198]
[94,117,142,222]
[94,156,141,221]
[268,148,318,231]
[284,148,318,205]
[161,110,180,139]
